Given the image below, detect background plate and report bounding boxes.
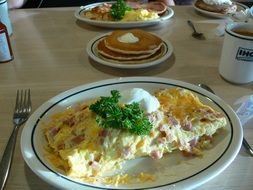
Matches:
[193,1,248,19]
[74,2,174,28]
[21,77,242,190]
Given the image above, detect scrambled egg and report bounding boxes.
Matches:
[121,9,160,21]
[44,88,226,185]
[83,6,159,22]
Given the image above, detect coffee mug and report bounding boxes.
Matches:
[219,22,253,84]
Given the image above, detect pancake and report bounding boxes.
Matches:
[104,29,163,54]
[195,0,237,14]
[98,44,165,64]
[97,39,158,61]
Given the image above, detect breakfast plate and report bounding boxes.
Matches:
[74,2,174,28]
[193,1,248,19]
[21,77,242,190]
[86,33,173,69]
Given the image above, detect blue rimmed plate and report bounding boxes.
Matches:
[86,33,173,69]
[193,0,248,19]
[21,77,242,190]
[74,2,174,28]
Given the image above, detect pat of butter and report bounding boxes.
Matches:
[203,0,232,5]
[117,33,139,43]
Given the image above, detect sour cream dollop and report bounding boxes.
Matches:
[119,88,160,113]
[203,0,232,5]
[117,33,139,43]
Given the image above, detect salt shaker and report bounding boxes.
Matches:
[0,21,13,63]
[0,0,13,35]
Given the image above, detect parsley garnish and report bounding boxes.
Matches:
[110,0,132,20]
[89,90,152,135]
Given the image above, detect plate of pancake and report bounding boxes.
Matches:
[87,29,173,69]
[75,1,174,28]
[193,0,248,18]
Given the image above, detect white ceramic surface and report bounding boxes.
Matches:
[86,33,173,69]
[219,22,253,84]
[74,2,174,28]
[21,77,243,190]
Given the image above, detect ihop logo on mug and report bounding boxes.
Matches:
[236,47,253,62]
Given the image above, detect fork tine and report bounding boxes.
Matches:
[14,90,20,113]
[27,89,32,112]
[19,90,24,113]
[21,90,24,110]
[14,89,32,114]
[24,89,28,112]
[24,89,31,112]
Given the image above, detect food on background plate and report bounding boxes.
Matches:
[195,0,237,14]
[83,0,167,21]
[97,29,165,64]
[44,87,227,185]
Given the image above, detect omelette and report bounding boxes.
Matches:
[44,88,226,183]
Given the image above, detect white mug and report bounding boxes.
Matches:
[219,22,253,84]
[0,0,13,35]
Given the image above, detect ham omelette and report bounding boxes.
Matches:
[44,87,226,185]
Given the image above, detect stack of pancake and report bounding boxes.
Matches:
[97,29,164,64]
[195,0,237,14]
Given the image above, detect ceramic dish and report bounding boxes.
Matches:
[21,77,242,190]
[86,33,173,69]
[74,2,174,28]
[193,1,248,19]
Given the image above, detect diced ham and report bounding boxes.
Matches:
[57,142,65,150]
[90,161,100,171]
[158,124,167,132]
[182,120,192,131]
[158,124,175,142]
[121,146,132,158]
[147,112,162,123]
[71,134,85,145]
[62,115,75,127]
[48,126,60,138]
[188,138,198,147]
[150,149,163,159]
[166,115,178,126]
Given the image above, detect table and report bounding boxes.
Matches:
[0,6,252,190]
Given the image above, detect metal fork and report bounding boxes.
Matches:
[0,89,32,190]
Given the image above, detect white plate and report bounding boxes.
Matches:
[193,1,248,19]
[74,2,174,28]
[86,33,173,69]
[21,77,243,190]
